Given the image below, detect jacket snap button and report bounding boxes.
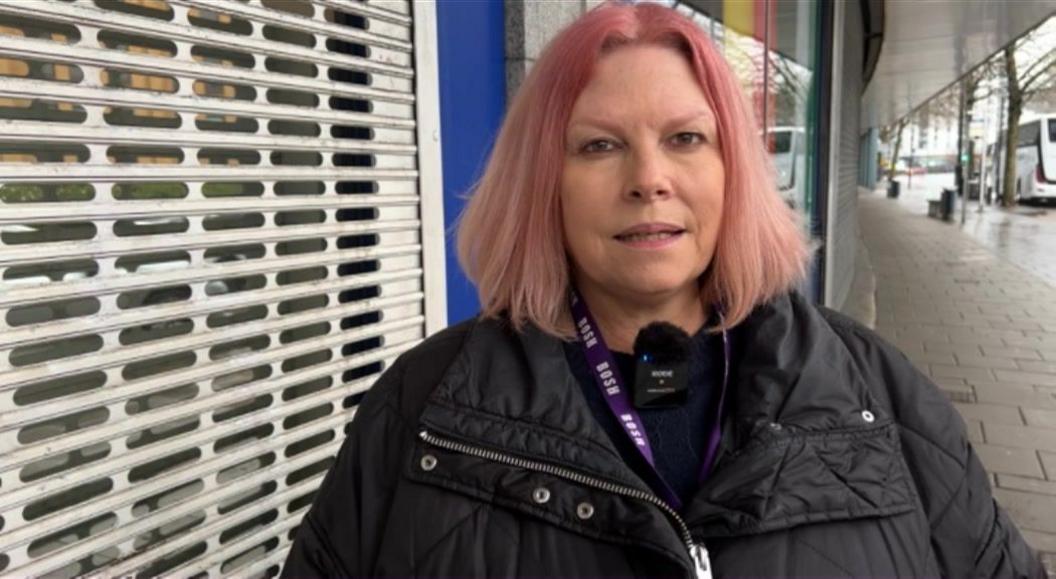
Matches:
[576,502,595,520]
[420,454,438,471]
[532,487,551,504]
[861,410,875,423]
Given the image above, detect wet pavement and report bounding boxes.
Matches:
[890,172,1056,288]
[857,185,1056,574]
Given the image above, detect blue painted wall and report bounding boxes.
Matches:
[436,0,506,325]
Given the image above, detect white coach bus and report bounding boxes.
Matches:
[991,114,1056,204]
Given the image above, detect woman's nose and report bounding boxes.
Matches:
[626,147,672,201]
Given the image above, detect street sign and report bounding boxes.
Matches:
[970,123,985,139]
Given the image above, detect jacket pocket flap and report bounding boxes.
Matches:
[687,423,917,536]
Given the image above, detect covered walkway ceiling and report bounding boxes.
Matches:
[861,0,1054,129]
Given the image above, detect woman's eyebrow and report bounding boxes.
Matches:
[662,110,715,131]
[567,117,622,134]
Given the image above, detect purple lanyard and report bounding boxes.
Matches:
[570,289,730,510]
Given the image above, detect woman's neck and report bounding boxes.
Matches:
[575,283,706,354]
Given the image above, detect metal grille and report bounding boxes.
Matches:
[828,0,861,311]
[0,0,444,576]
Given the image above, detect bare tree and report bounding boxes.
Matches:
[767,51,810,126]
[1029,83,1056,111]
[883,77,960,176]
[927,86,961,123]
[964,59,1001,117]
[956,60,1002,194]
[1000,23,1056,206]
[882,116,910,183]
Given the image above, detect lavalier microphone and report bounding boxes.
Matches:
[632,322,691,408]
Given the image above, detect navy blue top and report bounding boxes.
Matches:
[563,328,723,508]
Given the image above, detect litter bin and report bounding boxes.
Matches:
[887,180,901,199]
[940,187,955,221]
[967,179,980,201]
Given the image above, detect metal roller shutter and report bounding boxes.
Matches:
[0,0,445,576]
[829,0,862,311]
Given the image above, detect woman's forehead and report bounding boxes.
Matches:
[568,45,715,129]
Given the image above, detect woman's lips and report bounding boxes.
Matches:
[613,228,685,249]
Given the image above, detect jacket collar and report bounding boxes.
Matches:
[420,293,871,457]
[420,316,649,490]
[724,291,877,444]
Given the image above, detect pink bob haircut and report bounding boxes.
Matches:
[456,1,811,337]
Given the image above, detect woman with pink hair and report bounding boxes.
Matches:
[283,3,1043,577]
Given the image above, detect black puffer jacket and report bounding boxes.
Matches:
[282,293,1044,577]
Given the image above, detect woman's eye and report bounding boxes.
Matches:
[582,139,617,154]
[671,132,705,146]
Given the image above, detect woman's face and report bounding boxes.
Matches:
[560,44,725,306]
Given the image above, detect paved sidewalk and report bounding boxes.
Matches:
[890,172,1056,287]
[857,188,1056,573]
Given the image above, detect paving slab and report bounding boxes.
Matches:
[910,352,958,366]
[964,419,984,444]
[857,188,1056,570]
[982,346,1044,360]
[925,341,983,356]
[997,474,1056,496]
[954,354,1023,370]
[1043,452,1056,480]
[984,424,1056,453]
[995,369,1056,387]
[1024,408,1056,429]
[993,488,1056,534]
[973,444,1045,478]
[1020,360,1056,374]
[929,364,997,381]
[952,402,1026,425]
[972,383,1056,410]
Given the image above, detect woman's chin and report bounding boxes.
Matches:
[613,277,700,302]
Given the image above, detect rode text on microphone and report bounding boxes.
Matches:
[633,322,691,408]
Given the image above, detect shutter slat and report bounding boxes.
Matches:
[0,121,418,155]
[0,244,422,306]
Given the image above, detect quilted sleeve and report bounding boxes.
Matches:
[280,358,411,578]
[824,310,1045,578]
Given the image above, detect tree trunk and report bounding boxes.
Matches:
[887,121,904,183]
[1002,46,1021,207]
[1002,101,1022,207]
[964,75,980,188]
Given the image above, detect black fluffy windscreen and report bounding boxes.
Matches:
[632,322,691,365]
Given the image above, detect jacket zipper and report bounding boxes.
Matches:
[418,429,712,578]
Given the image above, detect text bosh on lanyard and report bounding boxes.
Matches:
[570,289,730,579]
